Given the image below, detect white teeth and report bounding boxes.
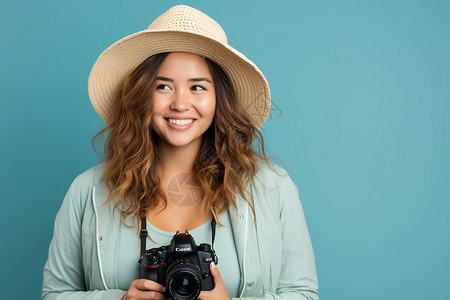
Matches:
[168,118,194,125]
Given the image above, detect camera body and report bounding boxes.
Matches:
[140,231,218,300]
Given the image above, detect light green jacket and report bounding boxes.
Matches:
[42,162,319,299]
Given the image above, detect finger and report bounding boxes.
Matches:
[198,290,211,300]
[198,263,222,300]
[209,262,225,287]
[136,290,165,300]
[124,289,165,300]
[198,263,231,300]
[133,279,166,292]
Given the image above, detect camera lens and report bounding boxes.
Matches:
[166,261,202,300]
[173,276,196,296]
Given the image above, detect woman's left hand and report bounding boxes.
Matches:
[197,262,231,300]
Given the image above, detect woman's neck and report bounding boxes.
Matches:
[155,138,201,178]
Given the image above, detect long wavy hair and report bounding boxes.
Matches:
[92,52,273,227]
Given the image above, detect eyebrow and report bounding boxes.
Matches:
[156,76,212,83]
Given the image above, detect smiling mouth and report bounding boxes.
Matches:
[165,118,196,125]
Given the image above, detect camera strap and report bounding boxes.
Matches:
[139,216,217,260]
[139,217,148,262]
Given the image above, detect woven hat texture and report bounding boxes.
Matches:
[88,4,271,129]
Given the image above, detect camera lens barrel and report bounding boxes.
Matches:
[166,261,202,300]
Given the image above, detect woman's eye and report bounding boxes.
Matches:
[192,85,206,91]
[156,84,171,90]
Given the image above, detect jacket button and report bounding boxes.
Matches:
[247,282,254,287]
[99,236,104,241]
[238,214,244,219]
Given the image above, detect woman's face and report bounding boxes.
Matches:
[151,52,216,150]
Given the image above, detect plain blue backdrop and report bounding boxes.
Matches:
[1,0,449,299]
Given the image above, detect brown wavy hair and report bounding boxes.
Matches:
[92,52,274,226]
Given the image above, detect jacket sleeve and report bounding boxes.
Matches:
[41,179,127,300]
[235,171,319,300]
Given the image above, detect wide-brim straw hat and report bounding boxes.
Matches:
[88,4,271,129]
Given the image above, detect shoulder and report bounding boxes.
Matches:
[250,159,300,209]
[61,163,106,211]
[253,159,297,192]
[70,163,106,190]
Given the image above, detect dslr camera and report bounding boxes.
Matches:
[140,231,218,300]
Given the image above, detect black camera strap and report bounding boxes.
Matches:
[211,216,216,249]
[139,217,148,262]
[139,216,217,260]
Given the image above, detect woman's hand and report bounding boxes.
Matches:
[122,279,166,300]
[198,262,231,300]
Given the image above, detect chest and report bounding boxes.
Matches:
[146,192,211,233]
[86,184,284,296]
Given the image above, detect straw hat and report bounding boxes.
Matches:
[88,4,271,129]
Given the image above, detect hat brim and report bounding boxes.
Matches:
[88,29,271,129]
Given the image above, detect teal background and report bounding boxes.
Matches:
[1,0,449,299]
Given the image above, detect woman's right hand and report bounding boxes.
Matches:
[122,279,166,300]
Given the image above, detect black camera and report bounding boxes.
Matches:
[140,231,218,300]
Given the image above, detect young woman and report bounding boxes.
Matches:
[42,5,319,300]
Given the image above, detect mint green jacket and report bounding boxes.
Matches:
[42,162,319,299]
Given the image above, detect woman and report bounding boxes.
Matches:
[42,5,319,300]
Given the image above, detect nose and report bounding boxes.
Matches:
[170,87,191,111]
